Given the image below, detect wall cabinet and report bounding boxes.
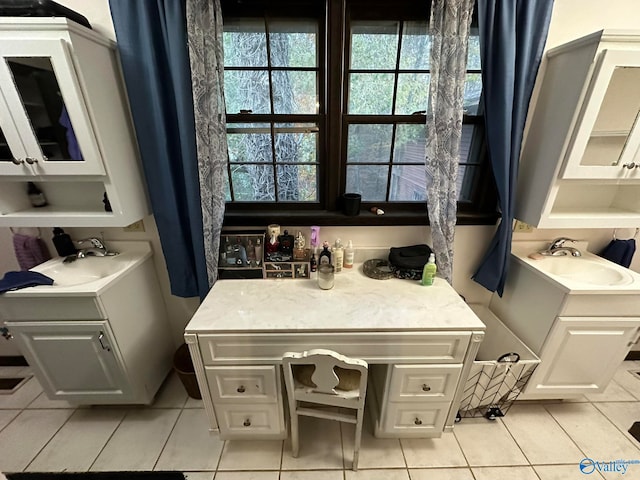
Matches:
[489,253,640,399]
[0,18,150,226]
[0,249,174,405]
[517,30,640,228]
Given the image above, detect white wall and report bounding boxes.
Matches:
[1,0,640,355]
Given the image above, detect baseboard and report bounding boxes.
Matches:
[626,351,640,361]
[0,356,29,367]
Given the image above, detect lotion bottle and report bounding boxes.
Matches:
[333,238,344,273]
[344,240,355,268]
[421,253,437,286]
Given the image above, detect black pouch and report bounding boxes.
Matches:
[388,244,432,270]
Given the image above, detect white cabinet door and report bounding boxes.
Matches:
[525,316,640,397]
[561,49,640,180]
[6,320,133,402]
[0,39,105,175]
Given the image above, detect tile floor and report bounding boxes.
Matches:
[0,362,640,479]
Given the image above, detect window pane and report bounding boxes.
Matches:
[348,73,394,114]
[395,73,430,114]
[230,164,275,201]
[463,73,482,115]
[459,124,474,164]
[350,22,399,70]
[223,20,268,67]
[276,164,317,201]
[390,165,426,201]
[347,124,393,163]
[467,32,481,70]
[227,123,272,163]
[224,70,270,114]
[275,124,317,163]
[393,124,426,164]
[458,164,478,202]
[399,21,430,70]
[269,20,317,67]
[346,165,389,201]
[272,71,318,114]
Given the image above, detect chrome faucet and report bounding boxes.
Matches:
[76,237,117,258]
[538,237,582,257]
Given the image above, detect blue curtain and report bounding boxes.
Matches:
[472,0,554,295]
[110,1,209,300]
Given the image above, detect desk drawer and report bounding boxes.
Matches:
[215,403,283,438]
[198,332,470,365]
[382,401,449,436]
[205,366,278,403]
[388,365,461,402]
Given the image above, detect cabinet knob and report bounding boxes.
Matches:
[11,158,24,165]
[243,419,251,427]
[623,162,636,169]
[414,418,423,425]
[422,384,431,392]
[25,157,38,165]
[237,385,246,393]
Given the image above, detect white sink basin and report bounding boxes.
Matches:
[35,255,127,287]
[14,241,154,295]
[529,256,634,286]
[511,241,640,292]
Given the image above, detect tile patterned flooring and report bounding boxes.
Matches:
[0,362,639,479]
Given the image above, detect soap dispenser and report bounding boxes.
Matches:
[52,227,77,257]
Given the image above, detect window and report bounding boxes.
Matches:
[221,0,497,224]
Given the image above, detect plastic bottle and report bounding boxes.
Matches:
[421,253,437,286]
[344,240,354,268]
[52,227,77,257]
[310,252,317,272]
[333,238,344,273]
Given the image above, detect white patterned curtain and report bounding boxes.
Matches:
[186,0,229,287]
[425,0,475,283]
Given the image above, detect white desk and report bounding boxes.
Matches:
[184,266,485,439]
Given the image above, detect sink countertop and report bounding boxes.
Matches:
[185,266,485,334]
[511,241,640,294]
[2,241,153,298]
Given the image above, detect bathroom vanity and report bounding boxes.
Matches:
[0,242,174,404]
[490,241,640,399]
[184,269,485,440]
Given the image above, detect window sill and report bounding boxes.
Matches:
[223,207,500,227]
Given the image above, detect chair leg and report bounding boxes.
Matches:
[352,408,364,471]
[290,409,300,458]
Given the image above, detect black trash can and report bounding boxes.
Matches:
[173,343,202,399]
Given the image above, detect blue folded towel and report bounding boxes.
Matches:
[0,271,54,294]
[598,239,636,268]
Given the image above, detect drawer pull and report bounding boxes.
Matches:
[422,384,431,392]
[243,418,251,427]
[237,385,246,393]
[414,418,423,425]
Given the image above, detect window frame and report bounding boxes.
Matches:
[221,0,499,226]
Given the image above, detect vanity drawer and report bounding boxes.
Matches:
[388,364,462,402]
[382,401,449,436]
[198,332,470,365]
[0,296,106,321]
[205,365,278,403]
[215,403,284,438]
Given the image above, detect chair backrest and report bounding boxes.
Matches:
[282,349,368,401]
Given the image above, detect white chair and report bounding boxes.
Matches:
[282,349,368,471]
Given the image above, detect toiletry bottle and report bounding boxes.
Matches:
[310,252,317,272]
[254,238,263,265]
[333,238,344,273]
[27,182,47,207]
[52,227,77,257]
[318,241,332,265]
[344,240,355,268]
[421,253,437,286]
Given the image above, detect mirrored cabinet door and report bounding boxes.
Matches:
[0,39,105,175]
[561,49,640,180]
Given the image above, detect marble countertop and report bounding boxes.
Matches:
[185,265,486,333]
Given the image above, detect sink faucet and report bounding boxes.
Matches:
[538,237,582,257]
[76,237,117,258]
